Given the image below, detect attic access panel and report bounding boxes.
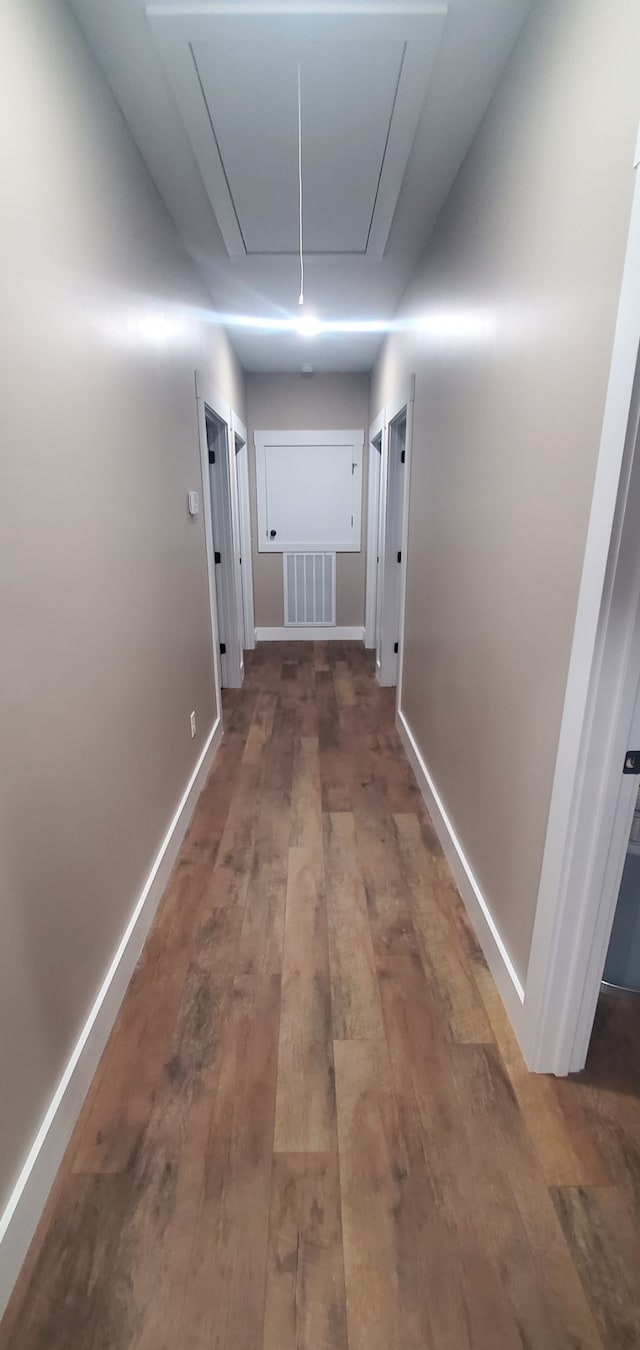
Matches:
[191,39,404,255]
[146,4,448,259]
[255,429,363,553]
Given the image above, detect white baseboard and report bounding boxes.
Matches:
[0,718,223,1321]
[396,707,525,1029]
[255,626,364,642]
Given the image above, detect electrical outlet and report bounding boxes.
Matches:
[190,711,196,739]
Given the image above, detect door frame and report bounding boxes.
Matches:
[521,142,640,1074]
[394,376,415,711]
[365,409,384,649]
[232,413,256,651]
[195,370,243,690]
[376,378,415,688]
[195,371,225,708]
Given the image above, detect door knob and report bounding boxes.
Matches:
[269,529,277,538]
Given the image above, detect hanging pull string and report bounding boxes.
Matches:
[297,58,304,306]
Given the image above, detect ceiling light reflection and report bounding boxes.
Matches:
[197,306,496,344]
[93,306,193,350]
[296,315,321,337]
[412,308,497,342]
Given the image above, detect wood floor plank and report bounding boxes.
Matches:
[474,961,610,1187]
[333,660,357,708]
[274,845,334,1151]
[353,796,420,960]
[0,1174,134,1350]
[316,668,340,751]
[377,953,521,1350]
[394,812,494,1044]
[555,993,640,1226]
[451,1041,603,1349]
[179,973,281,1350]
[207,755,263,908]
[242,690,278,764]
[98,960,232,1350]
[237,783,290,977]
[334,1038,407,1350]
[263,1152,348,1350]
[72,862,215,1175]
[324,812,385,1040]
[290,733,323,850]
[551,1185,640,1347]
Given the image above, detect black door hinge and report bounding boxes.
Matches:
[397,551,402,564]
[393,642,399,654]
[208,448,215,465]
[400,449,406,463]
[623,750,640,774]
[219,642,226,655]
[214,550,221,565]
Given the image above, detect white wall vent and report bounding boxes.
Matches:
[284,553,336,627]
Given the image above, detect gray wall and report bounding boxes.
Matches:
[372,0,640,981]
[0,0,244,1220]
[246,373,370,628]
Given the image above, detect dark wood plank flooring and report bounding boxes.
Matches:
[2,642,640,1348]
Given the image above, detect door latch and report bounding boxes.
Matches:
[623,750,640,774]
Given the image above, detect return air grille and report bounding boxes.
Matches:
[284,553,336,627]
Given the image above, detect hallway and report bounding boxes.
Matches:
[2,643,640,1348]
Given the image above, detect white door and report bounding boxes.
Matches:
[255,430,363,552]
[377,410,407,686]
[365,424,382,649]
[206,410,243,689]
[232,419,255,651]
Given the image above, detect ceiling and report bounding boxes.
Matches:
[70,0,533,373]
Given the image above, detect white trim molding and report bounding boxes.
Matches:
[392,374,415,712]
[255,625,364,642]
[521,143,640,1075]
[397,707,525,1031]
[0,719,222,1321]
[365,408,384,649]
[195,370,228,701]
[231,412,256,652]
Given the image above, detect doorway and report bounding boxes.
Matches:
[232,415,256,652]
[195,372,247,693]
[364,416,382,650]
[602,783,640,995]
[205,409,243,689]
[370,388,413,689]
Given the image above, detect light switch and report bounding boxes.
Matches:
[187,490,199,517]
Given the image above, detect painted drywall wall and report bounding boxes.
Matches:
[0,0,244,1234]
[246,373,370,629]
[372,0,640,982]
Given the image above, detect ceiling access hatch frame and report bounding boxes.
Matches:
[146,2,448,260]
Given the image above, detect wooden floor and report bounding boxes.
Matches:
[3,642,640,1349]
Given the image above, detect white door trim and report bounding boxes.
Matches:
[232,413,256,651]
[365,409,384,649]
[521,150,640,1074]
[393,375,415,714]
[195,370,226,709]
[377,380,414,687]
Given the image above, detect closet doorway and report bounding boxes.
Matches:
[366,380,414,689]
[196,374,246,690]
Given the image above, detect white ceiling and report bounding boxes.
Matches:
[70,0,533,373]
